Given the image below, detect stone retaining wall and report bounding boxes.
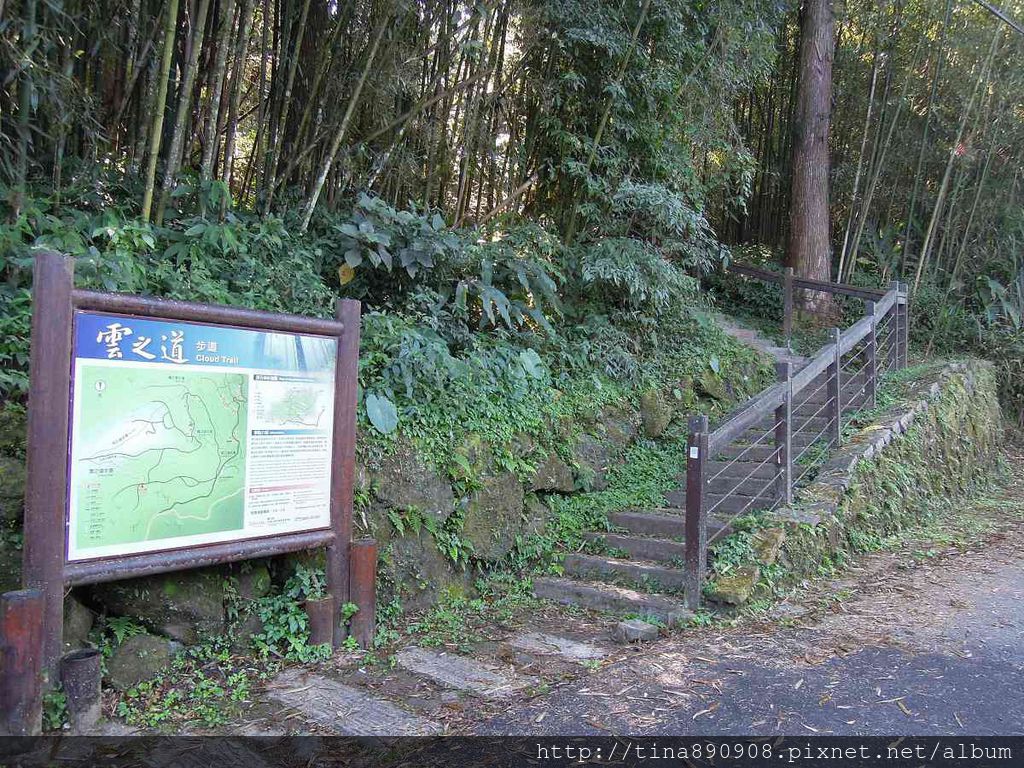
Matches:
[707,359,1003,605]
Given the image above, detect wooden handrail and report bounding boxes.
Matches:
[726,261,886,300]
[685,278,909,611]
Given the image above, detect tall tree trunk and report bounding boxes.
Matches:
[788,0,835,317]
[299,12,390,232]
[141,0,180,222]
[901,0,951,272]
[261,0,311,216]
[200,0,236,187]
[14,0,38,215]
[913,26,1001,292]
[220,0,256,198]
[154,0,212,225]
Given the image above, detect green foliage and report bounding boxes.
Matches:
[240,565,332,662]
[283,565,327,601]
[115,636,270,730]
[404,574,538,651]
[42,689,67,731]
[250,593,332,663]
[511,439,688,568]
[579,238,699,313]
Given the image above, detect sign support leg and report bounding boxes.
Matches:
[328,298,361,647]
[23,251,74,685]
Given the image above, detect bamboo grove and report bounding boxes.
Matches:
[1,0,1023,387]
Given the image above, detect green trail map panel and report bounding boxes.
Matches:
[73,366,247,552]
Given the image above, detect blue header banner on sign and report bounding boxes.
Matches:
[74,311,337,373]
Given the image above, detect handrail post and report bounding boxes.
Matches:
[864,300,877,409]
[684,414,709,611]
[887,280,900,373]
[774,362,793,506]
[783,267,795,351]
[898,281,910,369]
[828,327,842,446]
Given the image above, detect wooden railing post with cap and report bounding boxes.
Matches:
[774,361,793,505]
[898,282,910,368]
[828,327,842,445]
[684,414,709,610]
[783,267,795,350]
[864,300,877,409]
[888,280,900,372]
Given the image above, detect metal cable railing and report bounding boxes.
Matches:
[706,418,784,483]
[681,275,910,610]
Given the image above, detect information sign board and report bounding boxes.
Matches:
[68,312,338,561]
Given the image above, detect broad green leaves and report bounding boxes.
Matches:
[365,391,399,435]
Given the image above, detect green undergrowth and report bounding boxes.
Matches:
[514,438,691,571]
[113,636,276,730]
[398,574,539,653]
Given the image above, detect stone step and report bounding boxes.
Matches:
[609,509,730,539]
[704,460,779,481]
[584,531,685,563]
[563,553,687,591]
[795,379,867,406]
[395,647,534,699]
[532,576,692,625]
[507,631,608,661]
[266,668,442,736]
[665,475,778,507]
[739,429,818,449]
[712,443,778,463]
[705,491,778,518]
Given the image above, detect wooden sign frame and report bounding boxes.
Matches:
[22,251,361,678]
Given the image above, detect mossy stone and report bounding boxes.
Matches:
[752,528,786,566]
[530,454,574,493]
[572,434,613,491]
[63,595,94,652]
[371,440,454,524]
[106,634,179,691]
[462,471,525,560]
[90,568,233,643]
[523,494,550,537]
[387,529,472,612]
[695,369,728,401]
[707,565,760,606]
[639,389,672,438]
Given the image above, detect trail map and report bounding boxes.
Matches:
[71,366,248,551]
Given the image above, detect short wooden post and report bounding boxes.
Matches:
[827,328,842,445]
[898,282,910,369]
[60,648,102,734]
[304,597,335,647]
[348,539,377,649]
[783,267,795,350]
[774,361,792,505]
[864,300,877,409]
[0,589,45,736]
[684,415,709,611]
[23,251,74,683]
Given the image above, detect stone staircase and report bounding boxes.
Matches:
[533,320,871,623]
